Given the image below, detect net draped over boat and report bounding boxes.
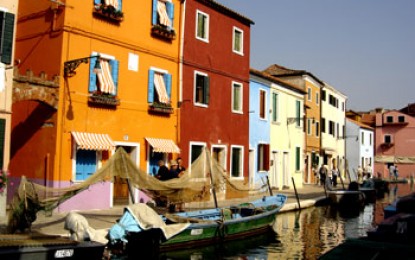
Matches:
[8,147,268,232]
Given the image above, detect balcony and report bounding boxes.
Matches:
[93,4,124,23]
[149,102,174,114]
[151,25,176,41]
[88,93,120,107]
[380,142,394,149]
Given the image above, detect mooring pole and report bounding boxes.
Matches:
[291,177,301,211]
[127,179,135,204]
[266,176,273,196]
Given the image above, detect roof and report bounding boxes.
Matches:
[262,64,324,85]
[346,118,373,131]
[197,0,254,25]
[250,68,307,95]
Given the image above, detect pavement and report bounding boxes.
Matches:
[0,183,329,237]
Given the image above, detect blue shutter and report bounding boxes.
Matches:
[76,150,97,181]
[110,59,119,95]
[89,56,98,93]
[166,2,174,30]
[205,76,210,105]
[117,0,122,11]
[164,73,172,100]
[148,70,155,103]
[152,0,158,25]
[0,12,15,65]
[94,0,101,5]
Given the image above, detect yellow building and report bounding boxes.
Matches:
[11,0,184,212]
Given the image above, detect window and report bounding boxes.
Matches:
[196,10,209,42]
[295,100,301,127]
[257,144,270,171]
[75,150,97,181]
[384,135,392,144]
[370,133,372,145]
[148,68,172,105]
[321,118,326,133]
[232,82,243,113]
[307,87,312,101]
[321,90,326,101]
[272,92,278,122]
[231,146,244,178]
[307,119,312,135]
[0,11,14,65]
[89,54,119,96]
[329,120,334,136]
[295,147,301,171]
[361,132,364,145]
[152,0,174,30]
[232,27,243,55]
[386,116,393,123]
[316,92,319,105]
[194,71,209,106]
[190,143,206,178]
[398,116,405,123]
[315,121,320,137]
[259,90,266,120]
[0,119,4,169]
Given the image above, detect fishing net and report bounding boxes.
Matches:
[7,147,268,232]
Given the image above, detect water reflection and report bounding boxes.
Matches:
[120,183,413,260]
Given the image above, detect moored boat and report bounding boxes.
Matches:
[0,234,105,260]
[326,190,365,208]
[107,194,287,257]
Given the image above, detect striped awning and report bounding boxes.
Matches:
[72,131,115,151]
[146,137,180,153]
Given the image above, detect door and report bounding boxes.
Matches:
[113,146,137,205]
[282,152,289,188]
[270,151,279,189]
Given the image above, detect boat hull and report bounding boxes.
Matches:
[327,190,365,207]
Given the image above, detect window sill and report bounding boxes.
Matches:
[89,94,120,107]
[149,102,174,114]
[93,5,124,23]
[151,25,176,40]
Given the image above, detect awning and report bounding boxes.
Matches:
[146,137,180,153]
[375,155,415,164]
[72,131,115,151]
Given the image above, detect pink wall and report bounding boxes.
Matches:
[374,111,415,178]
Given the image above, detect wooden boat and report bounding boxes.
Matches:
[107,194,287,257]
[0,234,105,260]
[326,190,365,208]
[359,187,376,203]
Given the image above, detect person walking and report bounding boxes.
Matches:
[389,164,396,180]
[319,165,327,186]
[357,165,363,183]
[331,165,339,187]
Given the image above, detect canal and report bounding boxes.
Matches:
[153,182,414,260]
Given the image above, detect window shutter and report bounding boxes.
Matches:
[0,119,5,169]
[204,76,210,105]
[264,144,270,171]
[166,1,174,29]
[117,0,122,11]
[148,70,155,103]
[152,0,158,25]
[88,56,98,93]
[0,12,15,65]
[164,73,172,99]
[109,59,119,95]
[94,0,101,5]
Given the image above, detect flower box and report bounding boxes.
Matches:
[149,102,174,114]
[151,25,176,40]
[93,4,124,22]
[89,93,120,107]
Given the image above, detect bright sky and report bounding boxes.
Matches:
[217,0,415,111]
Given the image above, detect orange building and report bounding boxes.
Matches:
[10,0,184,212]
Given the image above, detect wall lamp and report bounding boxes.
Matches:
[64,55,101,77]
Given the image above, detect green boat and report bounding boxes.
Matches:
[108,194,287,257]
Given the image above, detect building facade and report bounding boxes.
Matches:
[0,0,17,217]
[179,0,253,198]
[10,0,184,212]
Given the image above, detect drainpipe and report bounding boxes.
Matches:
[177,0,186,146]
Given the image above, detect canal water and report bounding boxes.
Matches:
[152,182,414,260]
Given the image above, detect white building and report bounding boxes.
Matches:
[345,118,374,181]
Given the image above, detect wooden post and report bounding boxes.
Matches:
[266,176,273,196]
[127,179,135,204]
[291,177,301,211]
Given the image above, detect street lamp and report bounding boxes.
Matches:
[64,55,101,77]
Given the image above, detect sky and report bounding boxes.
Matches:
[216,0,415,111]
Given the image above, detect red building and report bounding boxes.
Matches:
[179,0,253,198]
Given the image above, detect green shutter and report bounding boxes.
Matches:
[204,76,210,105]
[296,147,300,171]
[0,12,15,65]
[296,100,301,127]
[0,119,5,169]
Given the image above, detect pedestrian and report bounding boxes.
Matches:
[177,157,186,174]
[319,165,327,186]
[331,165,339,187]
[389,164,396,180]
[155,160,170,181]
[357,165,363,183]
[394,166,399,180]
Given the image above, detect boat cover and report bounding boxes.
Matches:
[108,204,190,242]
